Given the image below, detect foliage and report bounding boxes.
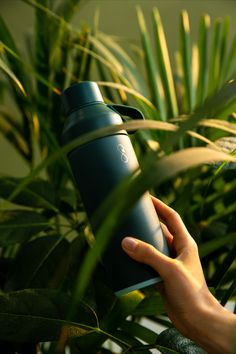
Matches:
[0,0,236,353]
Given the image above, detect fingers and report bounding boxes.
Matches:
[121,237,173,279]
[151,196,193,251]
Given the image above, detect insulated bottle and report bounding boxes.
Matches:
[61,81,169,296]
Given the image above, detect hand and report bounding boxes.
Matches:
[121,196,236,354]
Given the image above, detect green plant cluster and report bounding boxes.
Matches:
[0,0,236,353]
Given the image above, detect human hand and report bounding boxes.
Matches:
[121,196,236,354]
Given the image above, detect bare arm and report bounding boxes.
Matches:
[121,196,236,354]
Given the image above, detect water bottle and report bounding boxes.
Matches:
[61,81,169,296]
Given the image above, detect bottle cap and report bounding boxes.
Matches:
[61,81,104,115]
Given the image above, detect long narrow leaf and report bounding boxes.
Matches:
[207,18,222,95]
[179,10,194,112]
[152,8,178,118]
[136,6,166,120]
[196,14,210,105]
[219,16,230,85]
[0,57,26,96]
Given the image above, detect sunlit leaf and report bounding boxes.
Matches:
[136,6,166,120]
[0,57,26,96]
[152,8,178,117]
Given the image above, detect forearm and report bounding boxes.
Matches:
[188,299,236,354]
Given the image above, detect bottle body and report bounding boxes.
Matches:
[68,132,168,295]
[62,81,169,296]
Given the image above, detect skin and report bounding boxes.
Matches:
[121,196,236,354]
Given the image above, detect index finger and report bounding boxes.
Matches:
[151,196,193,250]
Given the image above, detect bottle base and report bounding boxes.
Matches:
[115,276,162,296]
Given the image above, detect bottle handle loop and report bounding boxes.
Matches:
[107,104,144,134]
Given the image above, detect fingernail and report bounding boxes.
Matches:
[122,237,138,252]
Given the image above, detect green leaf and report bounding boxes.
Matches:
[0,57,26,96]
[120,319,158,344]
[152,8,178,118]
[0,210,49,246]
[219,16,230,86]
[0,15,29,91]
[54,0,81,22]
[162,79,236,151]
[132,293,165,317]
[199,119,236,135]
[220,278,236,306]
[199,233,236,258]
[0,111,30,160]
[179,10,195,112]
[0,289,96,342]
[222,34,236,81]
[136,6,166,120]
[207,18,222,96]
[196,14,210,105]
[0,176,58,211]
[5,235,70,290]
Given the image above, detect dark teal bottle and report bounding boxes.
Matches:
[61,81,169,296]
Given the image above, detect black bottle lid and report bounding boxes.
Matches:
[61,81,104,115]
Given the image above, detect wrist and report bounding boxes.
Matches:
[189,294,236,354]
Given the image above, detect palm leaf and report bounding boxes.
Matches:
[196,14,210,106]
[136,6,166,120]
[179,10,195,112]
[152,8,178,118]
[0,57,26,96]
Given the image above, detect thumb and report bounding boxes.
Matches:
[121,237,172,279]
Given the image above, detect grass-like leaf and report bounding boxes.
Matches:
[152,8,178,118]
[179,10,194,112]
[196,14,210,106]
[0,57,26,96]
[136,6,166,120]
[207,18,222,96]
[0,210,49,246]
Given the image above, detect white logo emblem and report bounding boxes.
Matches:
[117,144,129,163]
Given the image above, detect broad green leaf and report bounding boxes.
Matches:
[120,319,158,345]
[196,14,210,105]
[152,8,178,117]
[0,289,96,342]
[179,10,195,112]
[0,176,58,211]
[0,210,49,246]
[136,6,166,120]
[132,293,165,316]
[0,57,26,96]
[5,235,70,290]
[104,291,144,331]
